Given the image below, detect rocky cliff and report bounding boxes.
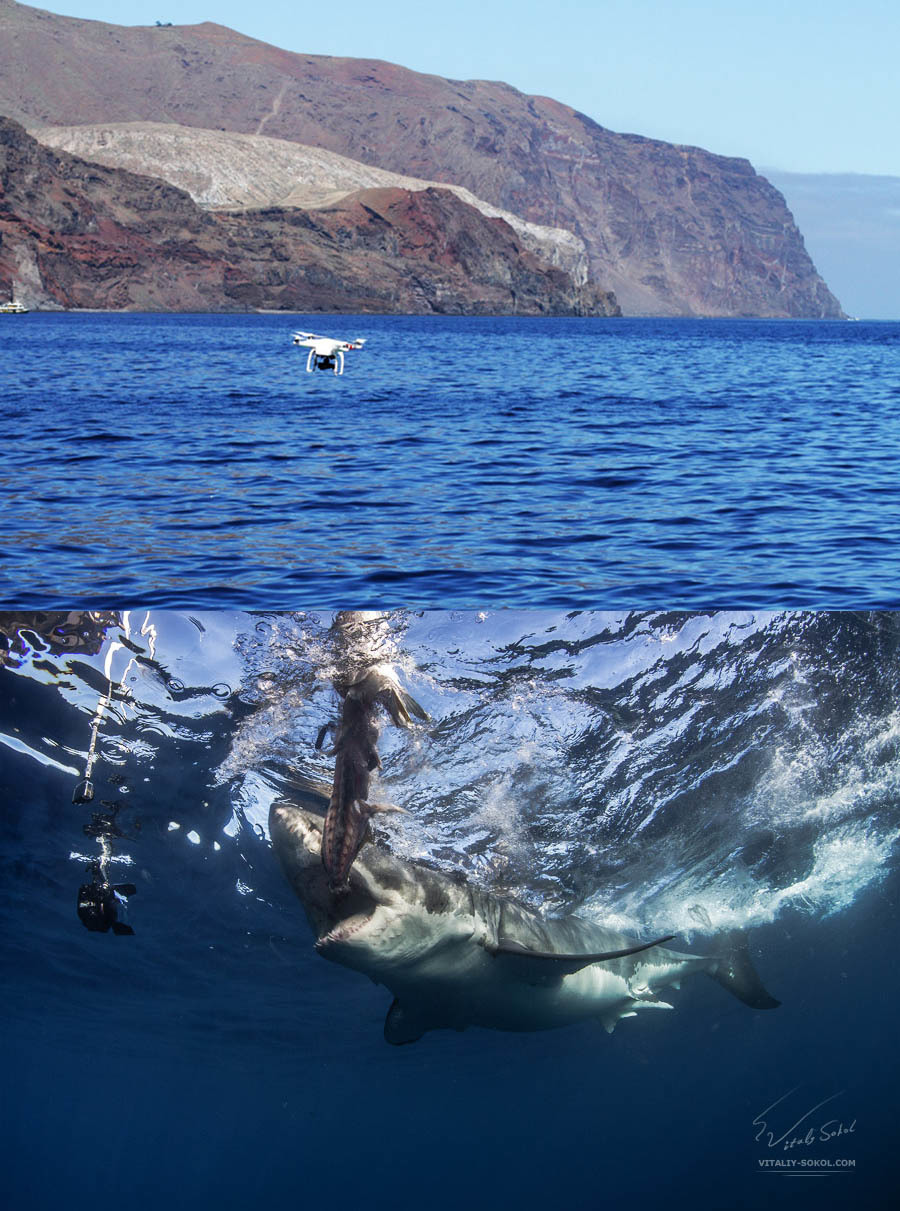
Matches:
[32,120,591,285]
[0,0,843,316]
[0,118,613,313]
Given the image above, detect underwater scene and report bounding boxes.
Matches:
[2,608,897,1209]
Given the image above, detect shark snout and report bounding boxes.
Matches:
[271,803,324,858]
[271,801,394,948]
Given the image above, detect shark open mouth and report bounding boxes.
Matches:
[270,802,389,952]
[316,912,373,948]
[314,881,380,950]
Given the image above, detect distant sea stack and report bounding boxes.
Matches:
[0,0,843,317]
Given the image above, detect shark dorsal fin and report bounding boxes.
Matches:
[492,935,676,981]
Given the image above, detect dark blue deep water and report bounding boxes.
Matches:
[2,609,898,1210]
[2,313,899,607]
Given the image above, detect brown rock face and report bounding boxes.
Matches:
[221,187,616,315]
[0,118,613,313]
[0,0,843,316]
[0,116,223,309]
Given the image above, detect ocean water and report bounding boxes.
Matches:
[2,609,898,1209]
[3,312,899,1210]
[2,313,899,608]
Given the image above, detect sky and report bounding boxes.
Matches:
[31,0,900,176]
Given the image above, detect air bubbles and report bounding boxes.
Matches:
[212,683,231,699]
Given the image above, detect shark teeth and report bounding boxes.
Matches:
[316,913,371,948]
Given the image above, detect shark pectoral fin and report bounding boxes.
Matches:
[384,999,428,1046]
[708,931,780,1010]
[493,935,677,979]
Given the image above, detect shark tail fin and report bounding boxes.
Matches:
[708,932,780,1010]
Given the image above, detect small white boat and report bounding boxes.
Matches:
[0,298,29,314]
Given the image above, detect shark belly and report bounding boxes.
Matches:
[359,937,683,1035]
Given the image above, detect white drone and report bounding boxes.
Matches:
[292,331,367,375]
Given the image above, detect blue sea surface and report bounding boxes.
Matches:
[2,313,899,607]
[1,609,898,1210]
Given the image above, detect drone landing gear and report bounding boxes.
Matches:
[306,350,345,375]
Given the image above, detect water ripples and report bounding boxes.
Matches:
[2,313,899,606]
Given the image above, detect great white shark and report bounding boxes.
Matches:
[270,801,779,1045]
